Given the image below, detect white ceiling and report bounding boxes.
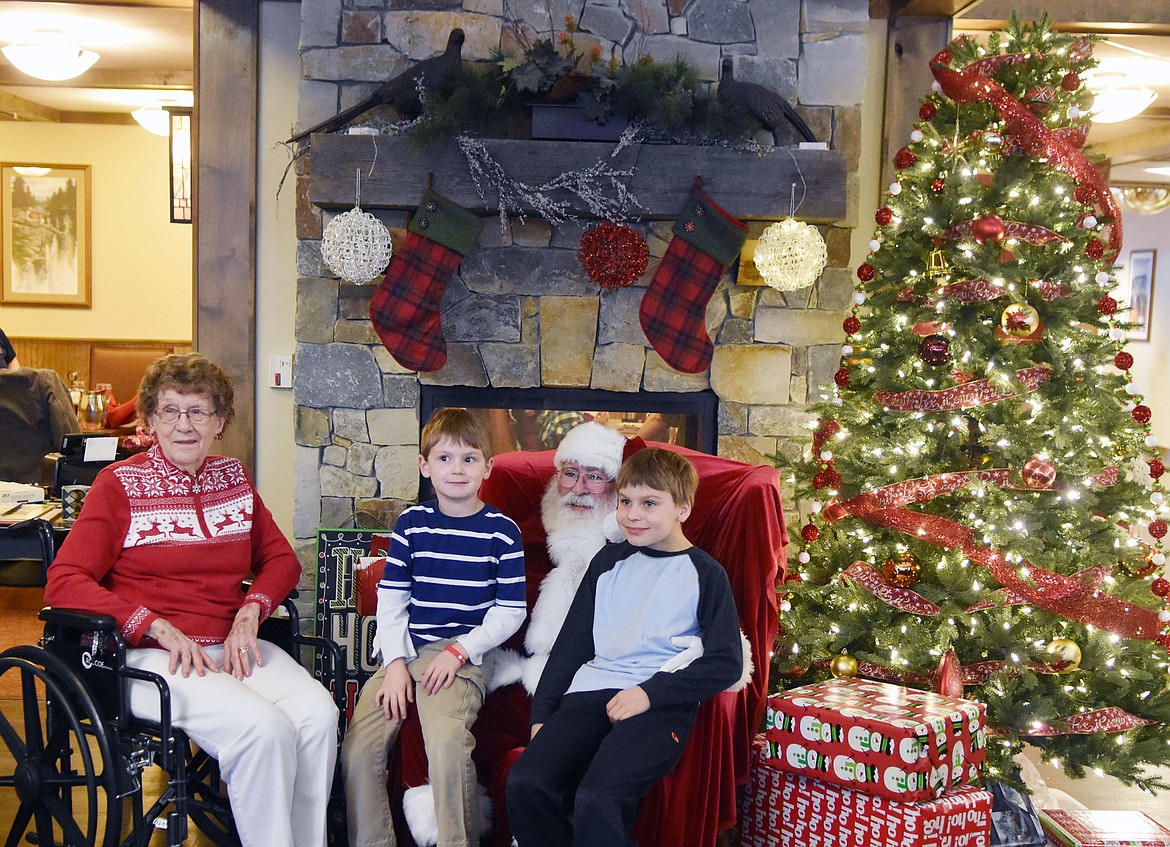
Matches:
[2,2,1170,183]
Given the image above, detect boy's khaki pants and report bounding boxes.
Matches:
[342,639,486,847]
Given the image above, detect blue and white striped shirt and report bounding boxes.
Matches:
[376,501,526,663]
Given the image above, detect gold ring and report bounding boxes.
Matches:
[239,647,249,653]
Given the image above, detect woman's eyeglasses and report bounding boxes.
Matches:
[557,468,612,492]
[156,406,217,424]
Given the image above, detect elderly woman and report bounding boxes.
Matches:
[46,353,337,847]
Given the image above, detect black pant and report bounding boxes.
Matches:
[506,689,697,847]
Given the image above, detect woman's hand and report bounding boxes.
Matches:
[147,618,219,677]
[222,602,262,679]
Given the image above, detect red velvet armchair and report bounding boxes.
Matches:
[384,443,787,847]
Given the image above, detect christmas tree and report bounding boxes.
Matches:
[776,15,1170,790]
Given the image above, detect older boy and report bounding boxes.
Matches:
[343,408,526,847]
[505,448,742,847]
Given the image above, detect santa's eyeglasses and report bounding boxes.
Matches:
[556,467,613,492]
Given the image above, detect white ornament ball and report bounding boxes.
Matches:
[798,551,811,564]
[1096,271,1112,285]
[1154,553,1167,567]
[810,500,823,513]
[1154,492,1166,506]
[1110,327,1126,341]
[1068,106,1081,120]
[842,344,854,356]
[1160,610,1170,624]
[1147,435,1159,449]
[932,81,943,93]
[889,182,903,196]
[1126,383,1141,396]
[911,129,924,143]
[820,450,833,462]
[1083,215,1098,229]
[869,239,881,253]
[853,291,867,305]
[753,218,828,291]
[321,206,393,284]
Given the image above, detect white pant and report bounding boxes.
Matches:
[126,640,339,847]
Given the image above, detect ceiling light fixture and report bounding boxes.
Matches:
[1,29,99,82]
[1085,72,1158,124]
[13,166,52,177]
[132,106,172,136]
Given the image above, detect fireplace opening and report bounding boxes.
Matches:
[419,386,718,457]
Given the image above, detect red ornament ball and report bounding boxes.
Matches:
[1085,239,1105,260]
[875,207,894,226]
[821,419,842,439]
[813,470,831,490]
[578,222,649,289]
[1061,72,1081,91]
[1151,519,1169,540]
[1098,295,1118,316]
[834,366,850,389]
[1150,458,1166,480]
[1114,351,1134,370]
[857,263,875,282]
[1022,456,1056,489]
[1152,577,1170,597]
[918,334,951,366]
[931,179,946,193]
[843,315,862,336]
[919,101,938,121]
[895,147,917,170]
[971,214,1007,244]
[1074,184,1095,205]
[801,523,820,543]
[1134,405,1153,425]
[1157,633,1170,650]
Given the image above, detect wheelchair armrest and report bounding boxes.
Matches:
[39,607,119,631]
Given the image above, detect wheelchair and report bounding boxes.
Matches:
[0,592,346,847]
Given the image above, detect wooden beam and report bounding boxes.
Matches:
[1096,123,1170,162]
[0,69,193,89]
[0,90,60,122]
[308,135,849,222]
[196,0,258,471]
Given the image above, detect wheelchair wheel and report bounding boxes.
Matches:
[0,645,121,847]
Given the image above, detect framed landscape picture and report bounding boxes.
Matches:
[1,163,92,307]
[1124,248,1156,341]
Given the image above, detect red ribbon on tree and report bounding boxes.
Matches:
[930,48,1122,258]
[841,562,941,616]
[874,366,1050,412]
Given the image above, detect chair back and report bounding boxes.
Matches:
[89,345,173,405]
[0,518,55,587]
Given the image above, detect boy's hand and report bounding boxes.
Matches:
[606,686,650,722]
[420,648,464,695]
[375,659,413,721]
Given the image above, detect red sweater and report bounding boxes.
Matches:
[47,445,300,647]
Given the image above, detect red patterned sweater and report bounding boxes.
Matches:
[46,445,300,647]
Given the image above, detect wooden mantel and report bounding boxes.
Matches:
[308,134,849,222]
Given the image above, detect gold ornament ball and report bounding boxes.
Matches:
[1120,554,1158,579]
[1045,638,1082,673]
[1000,303,1040,338]
[881,552,922,588]
[830,653,859,679]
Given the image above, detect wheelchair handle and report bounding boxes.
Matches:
[39,607,118,631]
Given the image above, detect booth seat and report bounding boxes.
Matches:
[367,442,787,847]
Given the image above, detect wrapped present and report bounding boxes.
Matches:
[1039,809,1170,847]
[738,737,992,847]
[764,678,986,802]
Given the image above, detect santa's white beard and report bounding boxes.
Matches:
[518,482,617,691]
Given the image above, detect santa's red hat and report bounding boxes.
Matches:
[554,421,628,480]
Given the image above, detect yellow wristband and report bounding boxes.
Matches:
[445,644,467,665]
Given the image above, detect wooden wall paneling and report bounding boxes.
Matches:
[8,338,190,392]
[195,0,258,470]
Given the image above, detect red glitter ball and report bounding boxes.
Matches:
[843,316,862,335]
[1150,458,1165,480]
[800,523,820,543]
[834,367,850,389]
[1133,405,1152,425]
[1114,351,1134,370]
[875,207,894,226]
[1074,185,1095,205]
[822,420,841,439]
[1152,577,1170,597]
[918,334,951,366]
[1157,633,1170,650]
[1098,296,1118,316]
[919,101,938,121]
[1085,239,1105,260]
[1061,72,1080,91]
[1022,457,1056,489]
[857,263,875,282]
[578,222,649,289]
[895,147,917,170]
[1151,520,1169,540]
[931,179,946,193]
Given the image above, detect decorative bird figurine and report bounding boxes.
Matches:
[717,57,816,145]
[287,28,465,143]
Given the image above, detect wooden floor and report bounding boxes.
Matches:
[3,585,1170,845]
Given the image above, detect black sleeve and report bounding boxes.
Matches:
[529,543,626,725]
[0,329,14,367]
[639,548,744,709]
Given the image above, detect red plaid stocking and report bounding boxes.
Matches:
[639,181,748,374]
[369,184,484,372]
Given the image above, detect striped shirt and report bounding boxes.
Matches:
[376,501,526,661]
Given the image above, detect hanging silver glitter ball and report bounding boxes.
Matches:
[321,206,393,284]
[752,218,827,291]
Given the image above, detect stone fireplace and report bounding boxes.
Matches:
[290,0,872,548]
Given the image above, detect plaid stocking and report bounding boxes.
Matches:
[369,184,484,372]
[639,181,748,373]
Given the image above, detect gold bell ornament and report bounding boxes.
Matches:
[925,248,952,280]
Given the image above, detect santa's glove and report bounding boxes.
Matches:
[369,182,484,372]
[639,178,748,373]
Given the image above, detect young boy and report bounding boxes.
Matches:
[342,408,526,847]
[505,447,743,847]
